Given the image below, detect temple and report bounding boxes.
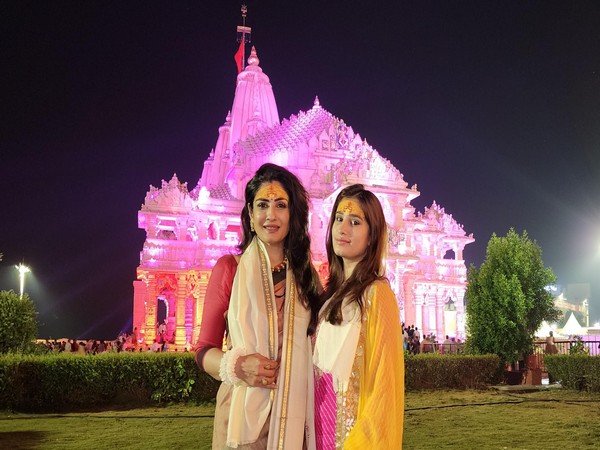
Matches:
[133,41,474,350]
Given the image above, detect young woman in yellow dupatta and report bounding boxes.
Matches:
[313,184,405,449]
[195,163,321,449]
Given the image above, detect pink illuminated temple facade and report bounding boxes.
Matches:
[133,45,474,350]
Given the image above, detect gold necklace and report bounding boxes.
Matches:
[271,257,288,273]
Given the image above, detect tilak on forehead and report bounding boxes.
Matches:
[256,181,289,201]
[337,198,365,218]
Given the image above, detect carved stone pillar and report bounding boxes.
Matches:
[413,290,424,331]
[177,218,187,241]
[144,274,157,345]
[436,292,446,340]
[147,216,157,240]
[175,273,187,348]
[191,270,210,346]
[455,287,467,340]
[133,273,148,333]
[424,295,436,336]
[404,277,416,327]
[198,219,208,240]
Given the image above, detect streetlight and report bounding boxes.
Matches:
[16,263,31,299]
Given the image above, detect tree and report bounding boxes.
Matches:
[0,290,38,353]
[465,229,561,364]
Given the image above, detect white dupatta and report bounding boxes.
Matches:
[226,237,316,450]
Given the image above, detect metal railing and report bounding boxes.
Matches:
[407,339,600,369]
[413,342,465,354]
[532,338,600,372]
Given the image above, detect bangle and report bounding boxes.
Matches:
[219,347,245,385]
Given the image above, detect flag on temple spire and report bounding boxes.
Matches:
[235,5,250,74]
[234,39,244,73]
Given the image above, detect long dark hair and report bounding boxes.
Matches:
[238,163,322,333]
[322,184,388,325]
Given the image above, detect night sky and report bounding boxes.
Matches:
[2,1,600,339]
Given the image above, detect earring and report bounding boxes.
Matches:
[250,222,255,232]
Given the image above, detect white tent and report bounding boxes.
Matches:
[559,312,586,336]
[535,321,557,338]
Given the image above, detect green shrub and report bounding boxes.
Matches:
[545,354,600,392]
[568,336,587,355]
[1,352,504,412]
[0,352,219,412]
[405,353,502,390]
[0,291,38,353]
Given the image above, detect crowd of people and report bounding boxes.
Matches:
[402,324,464,355]
[43,323,462,357]
[42,337,118,354]
[40,326,190,354]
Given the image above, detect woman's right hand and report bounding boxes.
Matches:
[234,353,279,388]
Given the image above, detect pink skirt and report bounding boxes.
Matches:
[314,372,336,450]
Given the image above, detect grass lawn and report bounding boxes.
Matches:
[404,388,600,449]
[1,388,600,449]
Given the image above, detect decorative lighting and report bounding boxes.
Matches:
[15,263,31,299]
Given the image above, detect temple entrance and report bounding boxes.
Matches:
[157,297,168,328]
[156,296,170,346]
[156,297,169,334]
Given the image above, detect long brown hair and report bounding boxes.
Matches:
[322,184,388,325]
[238,163,322,333]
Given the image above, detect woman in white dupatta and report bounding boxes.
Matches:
[196,163,322,450]
[313,184,405,449]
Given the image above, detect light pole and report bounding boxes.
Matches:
[16,263,31,299]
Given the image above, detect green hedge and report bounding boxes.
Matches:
[0,352,219,412]
[0,352,502,412]
[405,353,502,390]
[544,355,600,392]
